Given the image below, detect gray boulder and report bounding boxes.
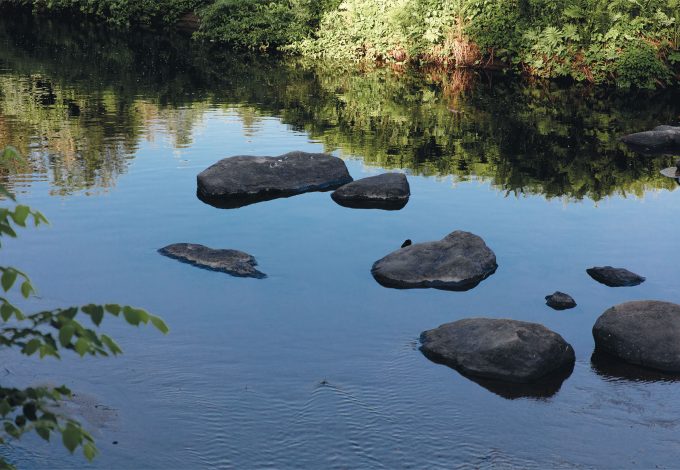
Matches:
[593,301,680,373]
[197,151,353,208]
[545,291,577,310]
[371,231,497,291]
[587,266,645,287]
[420,318,575,383]
[331,173,410,210]
[620,125,680,153]
[159,243,266,278]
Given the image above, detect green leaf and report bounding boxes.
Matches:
[11,205,30,227]
[1,269,17,292]
[0,400,11,416]
[149,315,169,334]
[54,385,71,396]
[101,334,123,355]
[105,304,121,315]
[123,307,142,326]
[1,302,14,321]
[83,442,98,461]
[82,304,104,326]
[74,338,89,356]
[20,281,33,299]
[22,339,41,356]
[36,425,50,441]
[4,422,19,438]
[62,424,81,453]
[59,323,75,347]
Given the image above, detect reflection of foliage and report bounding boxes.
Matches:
[0,147,169,468]
[0,13,678,202]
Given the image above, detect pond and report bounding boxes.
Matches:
[1,12,680,469]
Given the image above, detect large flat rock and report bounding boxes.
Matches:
[371,231,497,291]
[197,151,353,208]
[593,300,680,372]
[159,243,266,278]
[620,125,680,154]
[586,266,645,287]
[420,318,575,383]
[331,173,410,210]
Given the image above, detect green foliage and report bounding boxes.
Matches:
[195,0,319,49]
[3,0,678,85]
[0,146,168,466]
[615,42,670,88]
[7,0,207,27]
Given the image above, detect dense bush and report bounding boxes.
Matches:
[3,0,207,27]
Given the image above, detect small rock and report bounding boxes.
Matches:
[545,291,577,310]
[593,300,680,372]
[586,266,645,287]
[159,243,266,278]
[331,173,410,210]
[371,230,497,291]
[420,318,575,383]
[401,239,412,248]
[197,151,353,208]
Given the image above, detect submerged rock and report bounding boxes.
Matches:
[371,230,497,291]
[545,291,577,310]
[158,243,266,278]
[620,125,680,153]
[197,151,353,208]
[586,266,645,287]
[420,318,575,383]
[592,301,680,373]
[331,173,410,210]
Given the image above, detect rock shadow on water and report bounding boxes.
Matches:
[196,186,342,209]
[330,197,409,211]
[591,349,680,383]
[421,348,574,400]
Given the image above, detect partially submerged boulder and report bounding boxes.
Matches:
[586,266,645,287]
[420,318,575,383]
[371,231,497,291]
[593,300,680,373]
[158,243,266,278]
[331,173,410,210]
[197,151,353,208]
[545,291,577,310]
[620,125,680,153]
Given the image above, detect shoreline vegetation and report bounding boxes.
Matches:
[0,0,679,88]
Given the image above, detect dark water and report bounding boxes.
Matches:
[2,12,680,469]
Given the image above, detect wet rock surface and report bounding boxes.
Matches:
[371,230,497,291]
[586,266,645,287]
[545,291,577,310]
[593,300,680,372]
[159,243,266,278]
[420,318,575,383]
[197,151,353,208]
[331,173,410,210]
[621,125,680,153]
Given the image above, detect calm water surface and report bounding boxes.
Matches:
[1,13,680,469]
